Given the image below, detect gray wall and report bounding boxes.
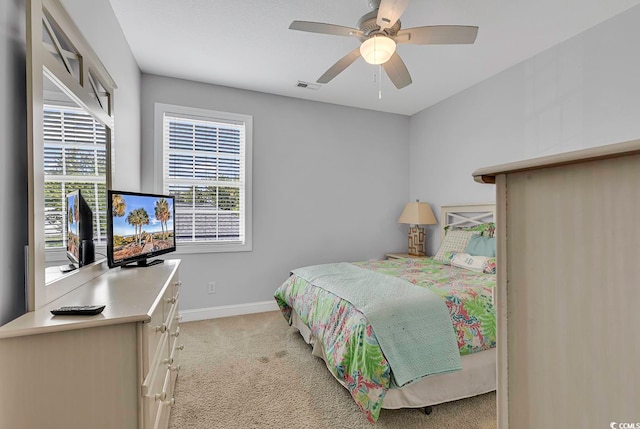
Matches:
[61,0,142,191]
[141,74,410,310]
[0,0,28,325]
[409,5,640,255]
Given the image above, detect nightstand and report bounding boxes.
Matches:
[385,253,429,260]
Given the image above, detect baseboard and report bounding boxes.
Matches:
[180,300,279,322]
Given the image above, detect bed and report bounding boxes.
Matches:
[274,203,497,422]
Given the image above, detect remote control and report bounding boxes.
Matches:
[51,305,106,316]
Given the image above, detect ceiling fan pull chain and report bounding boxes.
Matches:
[378,64,383,99]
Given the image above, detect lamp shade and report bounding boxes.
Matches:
[360,35,396,65]
[397,201,437,225]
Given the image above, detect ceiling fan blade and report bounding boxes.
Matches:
[317,47,362,84]
[382,52,412,89]
[396,25,479,45]
[376,0,409,30]
[289,21,363,38]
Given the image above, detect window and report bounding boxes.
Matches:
[155,103,252,253]
[44,105,107,249]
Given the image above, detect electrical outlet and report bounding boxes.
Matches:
[208,281,216,294]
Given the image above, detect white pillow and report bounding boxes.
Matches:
[450,253,491,273]
[433,230,480,262]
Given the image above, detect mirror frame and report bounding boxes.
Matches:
[27,0,116,310]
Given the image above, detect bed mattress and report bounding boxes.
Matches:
[290,310,496,410]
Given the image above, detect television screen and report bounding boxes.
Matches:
[66,191,80,264]
[64,189,94,272]
[107,190,176,268]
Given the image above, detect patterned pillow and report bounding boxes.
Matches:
[441,252,497,274]
[464,235,496,257]
[433,230,480,262]
[450,253,490,272]
[444,222,495,238]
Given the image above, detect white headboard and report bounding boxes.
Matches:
[439,203,496,241]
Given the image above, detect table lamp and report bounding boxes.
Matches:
[397,200,437,256]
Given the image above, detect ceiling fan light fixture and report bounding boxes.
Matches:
[360,35,396,65]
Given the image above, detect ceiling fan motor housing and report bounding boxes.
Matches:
[357,10,401,40]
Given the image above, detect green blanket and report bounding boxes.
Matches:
[292,262,461,387]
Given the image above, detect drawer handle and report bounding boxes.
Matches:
[164,398,176,407]
[162,357,174,365]
[165,296,176,304]
[177,344,185,351]
[175,315,183,322]
[174,281,182,287]
[171,364,181,372]
[155,391,167,401]
[171,327,181,338]
[155,323,167,333]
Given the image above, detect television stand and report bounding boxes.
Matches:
[121,258,164,269]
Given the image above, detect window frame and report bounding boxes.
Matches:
[43,103,108,258]
[153,103,253,254]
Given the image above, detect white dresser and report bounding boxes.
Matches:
[0,259,182,429]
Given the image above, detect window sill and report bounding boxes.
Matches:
[46,245,108,264]
[46,242,249,263]
[172,242,252,255]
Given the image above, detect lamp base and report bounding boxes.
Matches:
[407,225,426,256]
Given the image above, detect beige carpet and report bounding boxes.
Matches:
[169,311,496,429]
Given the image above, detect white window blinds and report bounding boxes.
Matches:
[162,113,246,244]
[43,105,107,248]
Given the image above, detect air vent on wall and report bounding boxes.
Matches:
[296,81,321,90]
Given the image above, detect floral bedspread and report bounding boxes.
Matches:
[273,257,496,422]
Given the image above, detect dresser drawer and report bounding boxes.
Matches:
[165,292,179,328]
[161,288,178,325]
[171,278,182,299]
[153,401,171,429]
[166,294,179,333]
[142,332,169,396]
[168,330,182,394]
[143,373,170,428]
[144,275,178,371]
[142,331,170,426]
[142,306,165,375]
[153,371,174,429]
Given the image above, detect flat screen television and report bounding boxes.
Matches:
[62,189,94,272]
[107,190,176,268]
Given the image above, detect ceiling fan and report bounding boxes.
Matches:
[289,0,478,89]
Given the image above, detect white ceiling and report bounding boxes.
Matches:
[108,0,640,116]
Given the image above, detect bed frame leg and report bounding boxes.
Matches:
[423,406,433,415]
